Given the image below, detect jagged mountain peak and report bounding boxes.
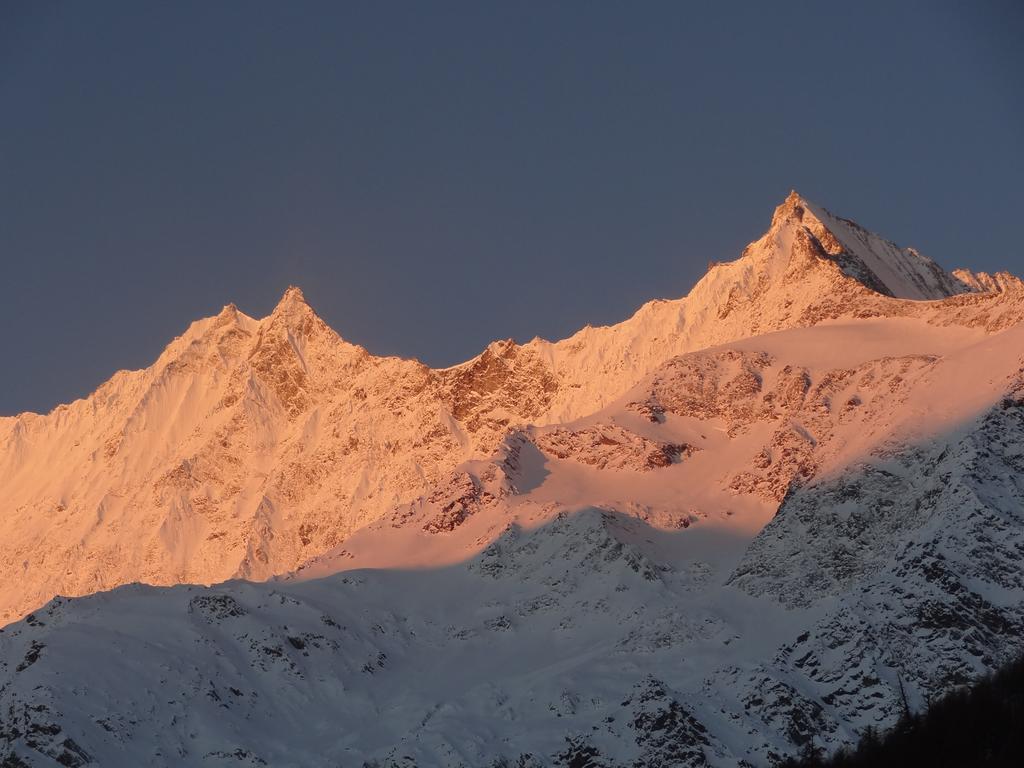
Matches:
[951,267,1024,294]
[769,188,812,228]
[762,190,964,300]
[274,284,308,310]
[256,284,341,354]
[267,284,320,324]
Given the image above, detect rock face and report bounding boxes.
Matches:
[3,192,1024,766]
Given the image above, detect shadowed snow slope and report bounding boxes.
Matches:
[3,193,1024,766]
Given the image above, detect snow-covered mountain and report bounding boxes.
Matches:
[2,192,1021,626]
[2,193,1024,767]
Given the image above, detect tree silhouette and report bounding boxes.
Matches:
[773,654,1024,767]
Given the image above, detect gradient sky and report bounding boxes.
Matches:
[2,1,1022,415]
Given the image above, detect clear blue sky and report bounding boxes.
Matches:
[2,1,1022,414]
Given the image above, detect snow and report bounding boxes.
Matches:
[3,193,1024,765]
[798,195,964,301]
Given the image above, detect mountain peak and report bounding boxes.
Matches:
[763,191,965,301]
[274,285,308,311]
[267,285,322,326]
[216,302,241,322]
[770,189,811,228]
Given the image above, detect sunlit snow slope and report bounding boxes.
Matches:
[5,317,1024,767]
[2,192,1021,625]
[3,192,1024,767]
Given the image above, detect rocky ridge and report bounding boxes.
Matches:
[4,191,1024,765]
[5,315,1024,766]
[4,192,1023,624]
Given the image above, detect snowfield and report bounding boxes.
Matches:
[2,193,1024,766]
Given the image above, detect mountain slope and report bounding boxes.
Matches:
[4,194,1023,626]
[4,313,1024,767]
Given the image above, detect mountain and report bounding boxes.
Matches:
[2,192,1024,767]
[777,652,1024,767]
[2,193,1021,626]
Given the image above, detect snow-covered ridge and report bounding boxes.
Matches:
[2,192,1023,628]
[5,313,1024,766]
[790,194,964,300]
